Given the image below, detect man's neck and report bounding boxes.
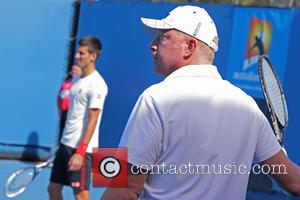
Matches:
[188,59,213,66]
[81,64,96,77]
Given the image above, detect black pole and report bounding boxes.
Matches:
[66,0,81,73]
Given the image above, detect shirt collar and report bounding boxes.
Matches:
[165,65,222,81]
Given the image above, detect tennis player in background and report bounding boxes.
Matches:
[101,5,300,200]
[48,36,108,200]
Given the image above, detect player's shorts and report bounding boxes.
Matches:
[50,143,92,193]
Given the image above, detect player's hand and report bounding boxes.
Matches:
[68,153,84,171]
[71,64,82,77]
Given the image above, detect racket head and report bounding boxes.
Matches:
[258,55,288,143]
[4,167,36,198]
[3,156,54,198]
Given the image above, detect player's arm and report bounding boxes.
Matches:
[80,108,101,144]
[100,163,147,200]
[262,149,300,195]
[68,108,101,171]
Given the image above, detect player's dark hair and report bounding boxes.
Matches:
[79,36,102,58]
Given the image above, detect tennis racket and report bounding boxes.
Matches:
[258,55,288,151]
[4,156,55,198]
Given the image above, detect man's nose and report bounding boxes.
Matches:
[149,38,158,52]
[75,52,79,59]
[150,44,158,52]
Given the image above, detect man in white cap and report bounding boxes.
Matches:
[101,5,300,200]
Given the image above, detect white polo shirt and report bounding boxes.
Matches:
[61,70,108,153]
[119,65,281,200]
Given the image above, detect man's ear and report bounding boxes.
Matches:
[90,52,98,62]
[183,39,197,59]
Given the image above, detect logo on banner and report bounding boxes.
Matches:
[244,17,272,70]
[232,17,272,93]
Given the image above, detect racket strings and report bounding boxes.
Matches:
[262,59,286,127]
[4,156,54,198]
[5,168,35,197]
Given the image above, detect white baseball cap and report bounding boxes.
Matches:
[141,5,218,52]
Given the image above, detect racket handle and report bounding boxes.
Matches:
[272,121,284,145]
